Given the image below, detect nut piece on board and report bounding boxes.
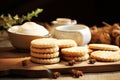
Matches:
[68,60,76,66]
[70,69,84,78]
[52,72,61,79]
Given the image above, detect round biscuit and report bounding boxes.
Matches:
[88,44,119,51]
[88,48,94,55]
[31,52,59,58]
[63,53,89,61]
[30,46,59,53]
[90,51,120,62]
[57,39,77,48]
[61,46,88,57]
[31,38,58,48]
[30,57,60,64]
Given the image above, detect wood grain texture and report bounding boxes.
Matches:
[0,47,120,78]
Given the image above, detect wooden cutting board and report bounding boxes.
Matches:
[0,47,120,78]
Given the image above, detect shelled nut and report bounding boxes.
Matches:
[70,69,83,78]
[52,71,61,79]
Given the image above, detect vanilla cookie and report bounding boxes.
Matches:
[57,39,77,48]
[31,38,58,48]
[88,44,119,51]
[90,51,120,62]
[30,46,59,53]
[61,46,88,57]
[63,53,89,61]
[30,57,60,64]
[88,48,94,55]
[31,52,59,58]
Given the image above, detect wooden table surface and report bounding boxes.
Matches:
[0,35,120,80]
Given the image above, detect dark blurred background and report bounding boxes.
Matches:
[0,0,120,27]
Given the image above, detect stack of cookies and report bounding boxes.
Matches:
[88,44,120,62]
[30,38,60,64]
[56,39,89,61]
[61,46,89,61]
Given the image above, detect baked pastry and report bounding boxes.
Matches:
[88,43,119,51]
[30,38,60,64]
[61,46,88,57]
[63,53,89,61]
[31,57,60,64]
[90,51,120,62]
[57,39,77,48]
[61,46,89,61]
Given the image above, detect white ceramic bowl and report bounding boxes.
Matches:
[8,26,50,50]
[54,24,91,46]
[51,18,77,27]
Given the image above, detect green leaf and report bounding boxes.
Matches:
[13,15,19,20]
[8,14,13,20]
[0,8,43,31]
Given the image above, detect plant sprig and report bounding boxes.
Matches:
[0,8,43,31]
